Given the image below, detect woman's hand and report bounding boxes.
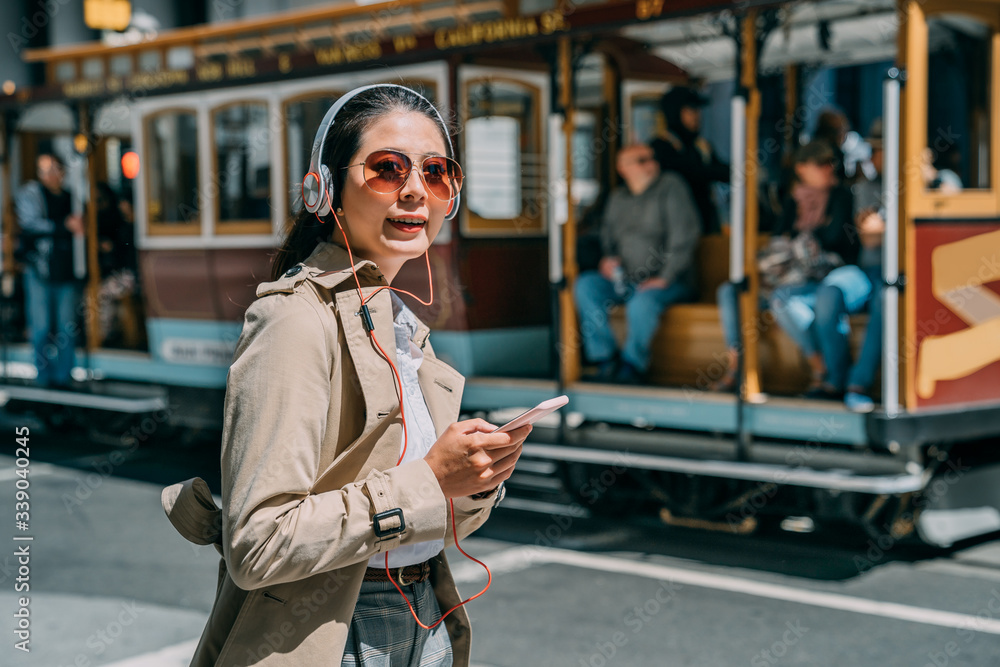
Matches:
[424,419,531,499]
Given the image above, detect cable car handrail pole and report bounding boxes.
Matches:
[729,97,747,285]
[730,90,749,461]
[883,68,903,417]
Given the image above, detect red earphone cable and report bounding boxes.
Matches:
[310,201,491,627]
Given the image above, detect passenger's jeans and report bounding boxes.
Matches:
[23,267,80,387]
[847,264,883,392]
[717,281,804,351]
[574,270,694,372]
[769,265,873,391]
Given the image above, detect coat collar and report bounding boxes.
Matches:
[299,241,432,348]
[301,241,388,290]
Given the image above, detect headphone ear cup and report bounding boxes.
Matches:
[318,164,334,217]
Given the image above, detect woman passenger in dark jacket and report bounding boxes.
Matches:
[767,141,865,398]
[714,141,862,396]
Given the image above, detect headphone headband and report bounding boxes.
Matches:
[301,83,460,220]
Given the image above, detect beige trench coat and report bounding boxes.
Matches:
[161,241,498,667]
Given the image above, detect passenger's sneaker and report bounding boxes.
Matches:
[803,384,843,401]
[844,391,875,413]
[582,357,619,383]
[615,361,644,385]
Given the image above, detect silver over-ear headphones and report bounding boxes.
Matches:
[301,83,461,221]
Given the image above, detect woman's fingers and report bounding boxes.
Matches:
[458,418,498,434]
[476,424,532,450]
[482,447,523,480]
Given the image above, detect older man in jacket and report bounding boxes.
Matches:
[15,154,84,389]
[574,143,701,384]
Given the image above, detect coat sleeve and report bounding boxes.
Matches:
[15,182,56,235]
[657,175,701,285]
[448,491,498,542]
[221,292,449,591]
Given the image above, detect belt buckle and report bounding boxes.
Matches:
[396,566,416,587]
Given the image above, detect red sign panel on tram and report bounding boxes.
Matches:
[912,221,1000,409]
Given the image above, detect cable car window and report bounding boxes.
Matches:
[110,55,132,77]
[82,58,103,80]
[139,50,161,73]
[466,116,521,219]
[462,77,544,235]
[145,110,199,232]
[926,14,992,191]
[284,94,342,216]
[212,102,272,230]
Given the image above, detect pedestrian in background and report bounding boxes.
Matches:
[15,153,84,389]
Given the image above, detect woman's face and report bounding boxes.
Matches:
[795,159,836,189]
[338,111,450,281]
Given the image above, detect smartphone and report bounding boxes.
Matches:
[491,395,569,433]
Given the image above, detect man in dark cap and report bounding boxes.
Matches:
[650,85,729,234]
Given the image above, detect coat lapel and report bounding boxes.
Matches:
[417,355,465,438]
[299,242,465,488]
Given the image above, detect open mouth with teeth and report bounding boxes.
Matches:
[386,217,427,233]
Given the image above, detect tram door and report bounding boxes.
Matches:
[901,1,1000,411]
[89,126,145,353]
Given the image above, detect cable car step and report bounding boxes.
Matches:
[0,382,168,413]
[521,443,927,495]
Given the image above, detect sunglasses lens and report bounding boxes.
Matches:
[361,150,463,200]
[364,151,411,193]
[422,156,463,201]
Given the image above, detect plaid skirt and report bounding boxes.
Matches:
[341,578,453,667]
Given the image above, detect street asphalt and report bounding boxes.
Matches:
[2,406,999,666]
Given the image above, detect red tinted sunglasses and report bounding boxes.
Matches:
[345,149,464,202]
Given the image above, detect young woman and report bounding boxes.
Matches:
[713,141,861,396]
[162,84,531,667]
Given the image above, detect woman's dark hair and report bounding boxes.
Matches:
[271,86,454,280]
[792,140,834,166]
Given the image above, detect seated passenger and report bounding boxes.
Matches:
[838,119,886,412]
[650,85,729,235]
[920,146,963,193]
[714,141,861,396]
[769,141,863,399]
[812,108,850,183]
[574,144,700,384]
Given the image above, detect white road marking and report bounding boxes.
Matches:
[916,558,1000,583]
[91,543,1000,666]
[454,545,1000,635]
[100,638,199,667]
